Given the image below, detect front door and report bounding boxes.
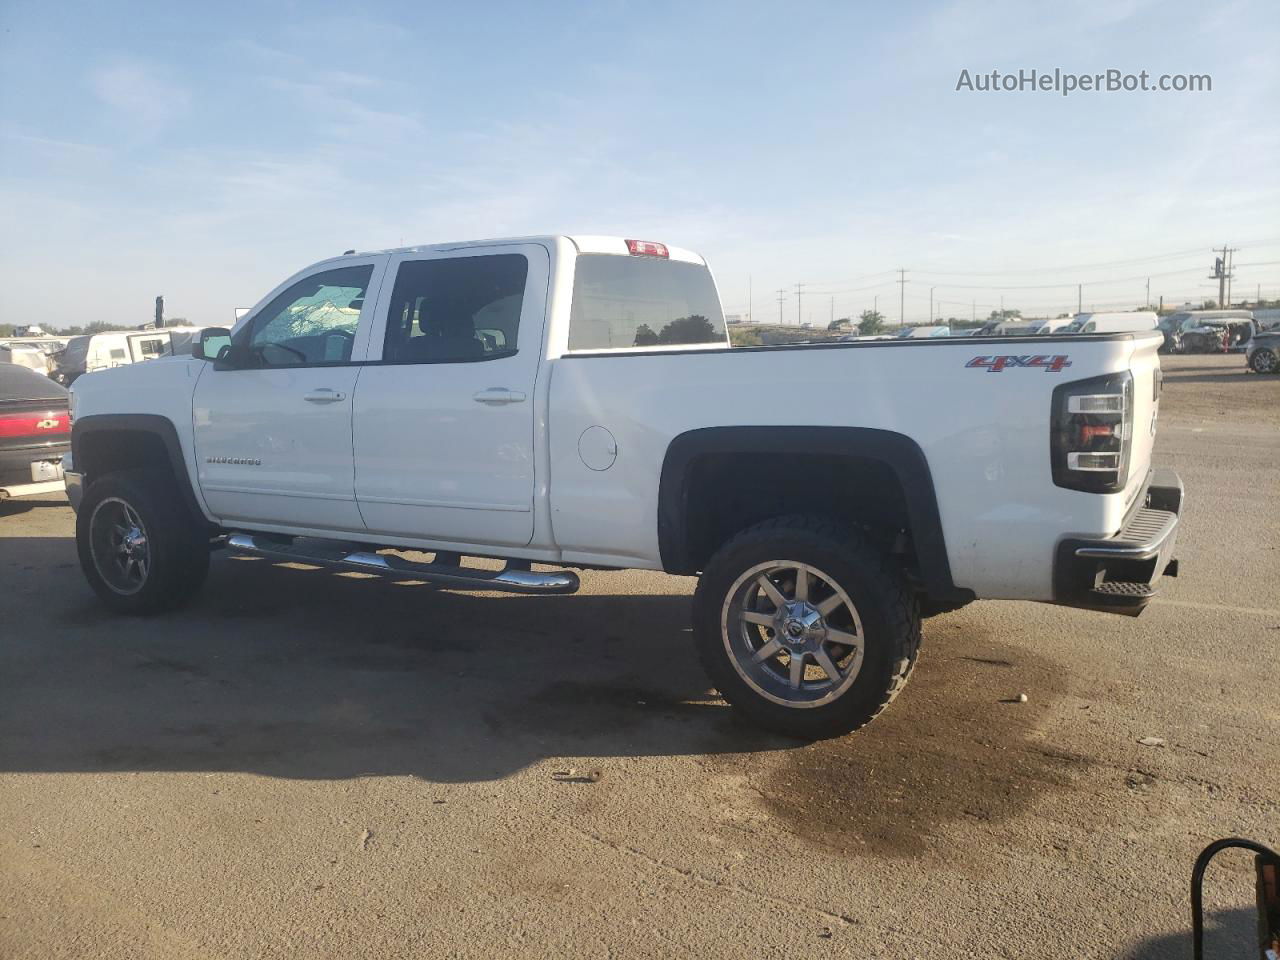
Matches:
[353,244,548,547]
[193,257,386,532]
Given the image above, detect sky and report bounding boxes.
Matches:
[1,0,1278,329]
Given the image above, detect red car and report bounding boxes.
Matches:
[0,362,70,501]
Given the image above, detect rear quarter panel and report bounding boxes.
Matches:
[548,336,1145,600]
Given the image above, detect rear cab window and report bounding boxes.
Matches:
[568,255,727,351]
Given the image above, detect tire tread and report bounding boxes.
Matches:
[692,514,921,738]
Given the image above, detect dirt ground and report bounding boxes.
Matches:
[1,352,1277,958]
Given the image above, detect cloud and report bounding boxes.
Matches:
[90,61,190,129]
[0,131,108,156]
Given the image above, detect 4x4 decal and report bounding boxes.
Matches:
[966,354,1072,373]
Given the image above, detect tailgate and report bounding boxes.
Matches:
[0,399,71,452]
[1124,332,1164,505]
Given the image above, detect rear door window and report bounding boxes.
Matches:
[382,254,528,363]
[568,255,726,350]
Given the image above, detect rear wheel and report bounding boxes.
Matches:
[77,469,210,614]
[693,516,921,739]
[1249,348,1278,374]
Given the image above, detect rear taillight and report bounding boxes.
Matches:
[1051,372,1133,493]
[0,410,70,439]
[625,239,669,258]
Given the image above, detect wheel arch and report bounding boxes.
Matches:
[657,426,972,604]
[72,414,213,530]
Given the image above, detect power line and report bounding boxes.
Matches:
[908,236,1280,277]
[910,265,1207,291]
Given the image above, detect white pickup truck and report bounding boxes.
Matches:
[63,235,1183,738]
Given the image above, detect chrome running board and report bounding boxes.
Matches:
[225,534,580,595]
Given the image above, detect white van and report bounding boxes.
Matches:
[1027,318,1076,335]
[893,324,952,339]
[1065,311,1159,334]
[973,319,1036,336]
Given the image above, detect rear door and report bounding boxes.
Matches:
[193,256,387,532]
[353,244,548,547]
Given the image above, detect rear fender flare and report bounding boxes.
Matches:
[657,426,971,603]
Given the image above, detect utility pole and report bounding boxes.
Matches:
[794,283,804,326]
[929,286,937,324]
[1211,245,1236,308]
[775,288,787,326]
[897,269,908,328]
[1077,284,1082,314]
[1226,248,1235,306]
[1145,277,1150,309]
[747,275,752,324]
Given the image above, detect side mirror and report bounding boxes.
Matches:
[192,328,232,362]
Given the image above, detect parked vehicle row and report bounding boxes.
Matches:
[0,338,70,376]
[51,327,208,385]
[1158,310,1257,355]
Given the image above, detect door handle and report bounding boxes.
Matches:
[303,389,346,403]
[472,388,527,405]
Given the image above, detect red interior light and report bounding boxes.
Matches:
[1078,424,1115,443]
[625,239,669,258]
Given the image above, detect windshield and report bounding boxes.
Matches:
[568,255,726,350]
[58,336,90,367]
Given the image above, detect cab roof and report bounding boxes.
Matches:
[350,235,708,266]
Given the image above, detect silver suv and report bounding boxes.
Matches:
[1246,329,1280,374]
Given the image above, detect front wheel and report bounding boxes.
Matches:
[76,469,210,614]
[1249,348,1278,374]
[692,516,921,739]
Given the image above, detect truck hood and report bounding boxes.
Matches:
[70,356,202,423]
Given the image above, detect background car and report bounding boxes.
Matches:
[0,362,71,500]
[1246,329,1280,374]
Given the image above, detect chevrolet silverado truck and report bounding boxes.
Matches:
[63,235,1183,738]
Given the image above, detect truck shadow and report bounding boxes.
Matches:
[5,538,777,783]
[1122,907,1257,959]
[3,536,1081,856]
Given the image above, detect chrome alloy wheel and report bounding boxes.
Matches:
[89,497,151,595]
[720,560,865,708]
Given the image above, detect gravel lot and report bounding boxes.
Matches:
[2,353,1277,959]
